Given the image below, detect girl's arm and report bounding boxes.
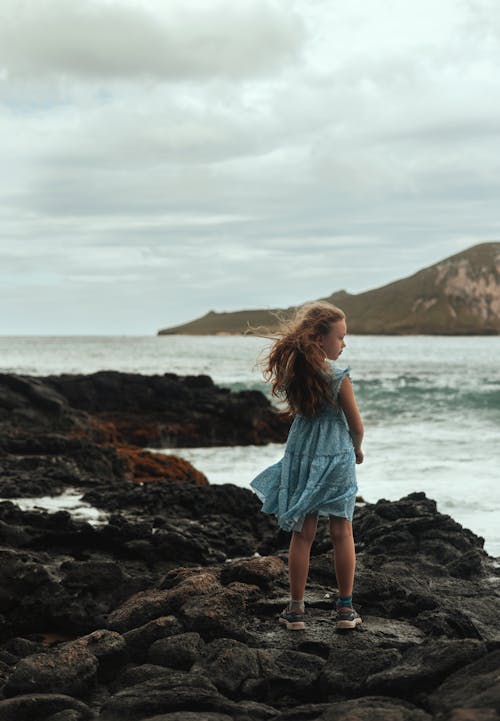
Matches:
[338,376,364,464]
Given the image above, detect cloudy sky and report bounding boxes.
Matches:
[2,0,500,334]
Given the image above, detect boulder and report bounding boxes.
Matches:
[0,693,93,721]
[98,670,235,720]
[427,648,500,717]
[191,638,260,696]
[123,616,184,663]
[3,643,98,697]
[220,555,286,588]
[147,632,204,670]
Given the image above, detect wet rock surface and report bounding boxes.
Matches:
[0,487,498,720]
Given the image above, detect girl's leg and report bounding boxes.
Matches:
[329,516,355,598]
[288,513,318,608]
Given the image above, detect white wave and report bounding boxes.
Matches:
[0,489,109,526]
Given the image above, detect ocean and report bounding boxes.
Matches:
[1,334,499,557]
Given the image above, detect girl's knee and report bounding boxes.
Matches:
[293,529,315,545]
[293,514,318,544]
[329,517,353,543]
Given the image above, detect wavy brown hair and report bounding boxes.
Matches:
[247,301,346,419]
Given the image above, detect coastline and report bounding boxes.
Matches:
[0,368,499,717]
[0,486,499,719]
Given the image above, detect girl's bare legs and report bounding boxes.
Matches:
[329,516,355,598]
[287,513,318,610]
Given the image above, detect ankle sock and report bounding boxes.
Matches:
[290,598,304,612]
[337,595,353,607]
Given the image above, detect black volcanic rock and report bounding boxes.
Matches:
[0,490,498,720]
[0,371,288,497]
[0,694,94,721]
[41,370,288,447]
[3,357,498,719]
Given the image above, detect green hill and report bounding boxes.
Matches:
[158,242,500,335]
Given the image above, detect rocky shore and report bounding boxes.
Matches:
[0,486,499,721]
[0,371,288,496]
[0,371,499,720]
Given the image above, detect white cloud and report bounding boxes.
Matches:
[1,0,500,333]
[0,0,304,80]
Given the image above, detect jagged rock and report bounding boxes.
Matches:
[106,589,176,634]
[107,569,221,633]
[45,710,89,721]
[60,560,126,592]
[137,700,278,721]
[122,616,184,663]
[354,493,487,571]
[138,713,234,721]
[98,670,234,720]
[272,697,432,720]
[180,586,247,640]
[244,648,326,703]
[0,636,45,660]
[364,639,487,698]
[319,639,401,696]
[64,629,129,683]
[3,360,499,721]
[0,432,131,496]
[3,641,99,697]
[220,555,286,588]
[191,638,260,696]
[42,370,288,447]
[0,490,499,720]
[2,630,127,700]
[0,370,286,453]
[82,481,278,558]
[0,523,153,640]
[427,648,500,717]
[0,369,287,508]
[111,663,180,692]
[147,632,205,670]
[0,693,94,721]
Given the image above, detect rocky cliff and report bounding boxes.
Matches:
[158,242,500,335]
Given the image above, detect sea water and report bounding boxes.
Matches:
[0,334,499,556]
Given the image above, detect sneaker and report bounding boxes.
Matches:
[336,603,362,630]
[278,605,305,631]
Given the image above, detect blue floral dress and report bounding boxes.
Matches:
[250,363,358,532]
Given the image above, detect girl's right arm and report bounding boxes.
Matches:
[338,376,364,464]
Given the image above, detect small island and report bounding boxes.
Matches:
[158,242,500,336]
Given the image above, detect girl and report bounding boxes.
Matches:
[249,301,364,631]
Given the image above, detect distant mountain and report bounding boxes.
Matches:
[158,242,500,335]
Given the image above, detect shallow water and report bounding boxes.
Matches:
[0,489,109,526]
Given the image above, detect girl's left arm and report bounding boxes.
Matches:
[338,376,364,464]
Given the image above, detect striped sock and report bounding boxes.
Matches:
[290,598,305,612]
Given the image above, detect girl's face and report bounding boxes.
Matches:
[319,319,347,361]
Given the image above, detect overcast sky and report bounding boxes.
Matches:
[1,0,500,334]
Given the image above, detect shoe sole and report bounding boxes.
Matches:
[336,616,362,630]
[278,616,305,631]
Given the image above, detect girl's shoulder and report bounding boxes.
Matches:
[325,362,352,396]
[325,360,351,379]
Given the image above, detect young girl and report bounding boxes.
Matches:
[249,301,364,631]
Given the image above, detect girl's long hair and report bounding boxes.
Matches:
[247,301,346,420]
